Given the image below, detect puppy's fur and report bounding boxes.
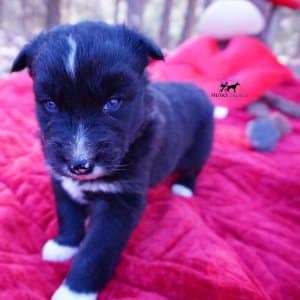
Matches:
[12,21,214,300]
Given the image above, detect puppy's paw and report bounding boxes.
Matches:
[52,284,97,300]
[42,239,78,262]
[172,184,193,198]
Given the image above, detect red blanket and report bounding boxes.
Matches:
[0,66,300,299]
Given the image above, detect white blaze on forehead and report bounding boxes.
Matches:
[66,35,77,79]
[73,123,88,160]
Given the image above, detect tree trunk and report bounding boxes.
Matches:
[126,0,147,30]
[203,0,213,8]
[245,0,276,46]
[159,0,173,48]
[20,0,30,37]
[250,0,271,15]
[178,0,198,44]
[260,5,280,47]
[0,0,3,28]
[114,0,121,23]
[46,0,61,29]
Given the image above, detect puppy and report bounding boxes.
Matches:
[11,21,214,300]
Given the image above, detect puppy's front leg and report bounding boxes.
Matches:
[42,179,86,262]
[52,192,146,300]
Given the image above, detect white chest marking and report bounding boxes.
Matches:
[61,177,122,203]
[61,178,86,204]
[66,35,77,79]
[52,284,97,300]
[80,181,121,194]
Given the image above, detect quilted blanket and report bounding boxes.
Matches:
[0,36,300,299]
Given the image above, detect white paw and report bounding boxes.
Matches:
[42,239,79,262]
[52,284,97,300]
[172,184,193,198]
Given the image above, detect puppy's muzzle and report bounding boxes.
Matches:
[68,159,94,175]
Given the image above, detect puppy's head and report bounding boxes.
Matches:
[11,21,164,180]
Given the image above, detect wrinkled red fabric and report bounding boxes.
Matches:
[0,71,300,300]
[149,36,293,109]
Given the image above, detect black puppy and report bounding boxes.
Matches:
[11,21,214,300]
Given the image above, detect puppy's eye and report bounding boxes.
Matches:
[43,100,58,113]
[103,99,122,113]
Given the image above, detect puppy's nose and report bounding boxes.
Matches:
[69,160,93,175]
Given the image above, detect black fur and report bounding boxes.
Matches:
[12,21,214,296]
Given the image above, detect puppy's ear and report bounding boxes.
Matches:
[139,35,164,61]
[123,26,164,63]
[11,44,31,72]
[127,29,164,72]
[11,32,46,74]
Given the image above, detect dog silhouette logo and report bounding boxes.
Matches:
[211,80,247,99]
[219,81,228,92]
[219,81,240,93]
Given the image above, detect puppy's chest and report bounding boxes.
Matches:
[61,178,121,204]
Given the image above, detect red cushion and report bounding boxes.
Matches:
[149,36,292,109]
[268,0,300,8]
[0,72,300,299]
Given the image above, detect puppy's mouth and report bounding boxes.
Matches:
[48,164,107,182]
[66,165,107,181]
